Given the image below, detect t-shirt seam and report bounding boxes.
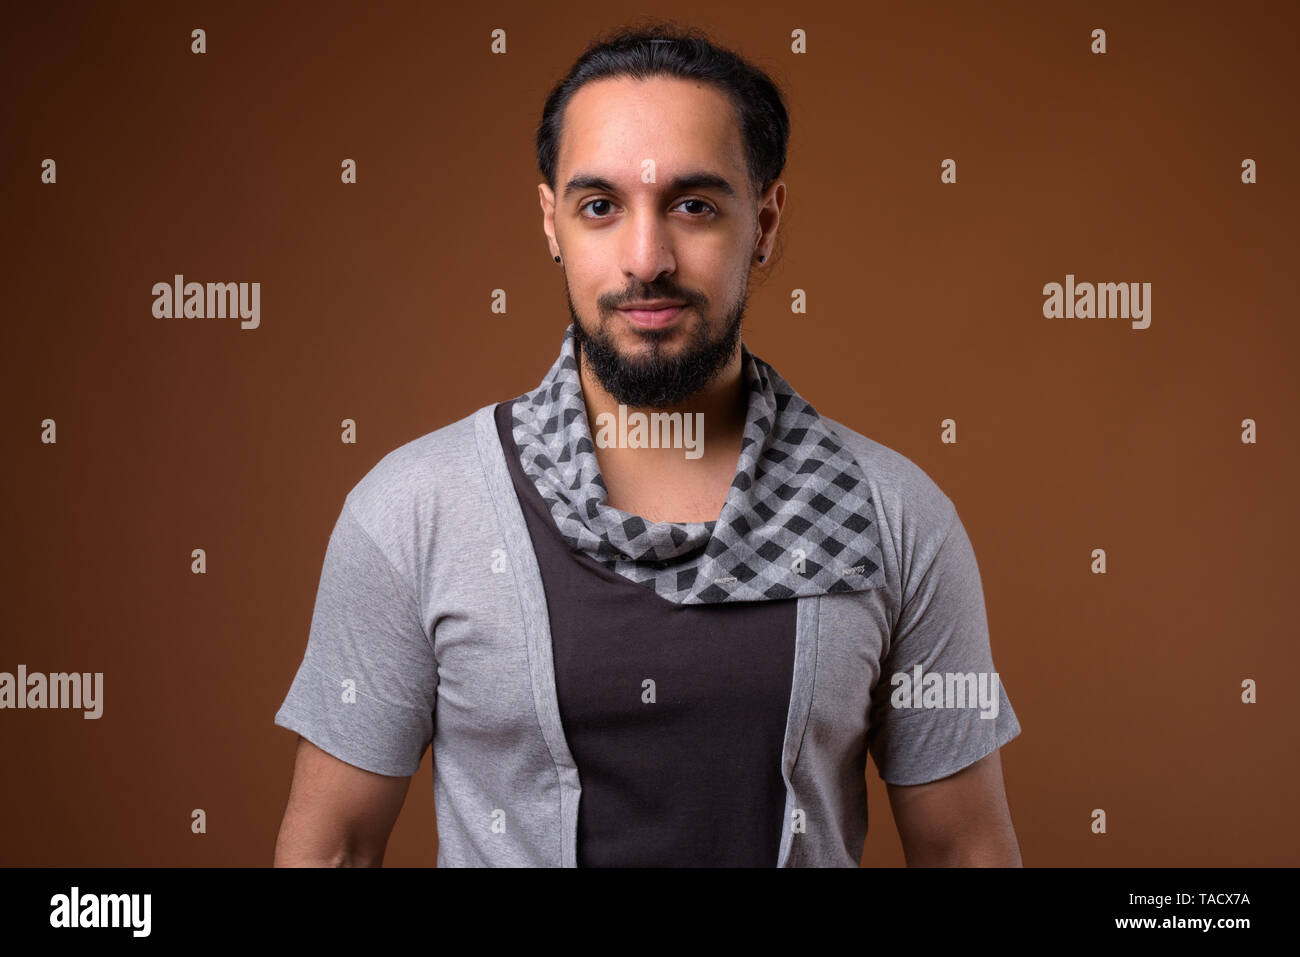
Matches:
[341,497,438,664]
[901,498,959,612]
[482,402,568,782]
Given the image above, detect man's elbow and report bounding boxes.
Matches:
[274,846,386,867]
[273,817,389,867]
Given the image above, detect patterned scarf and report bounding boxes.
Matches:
[508,323,885,605]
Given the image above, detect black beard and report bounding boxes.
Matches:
[570,302,745,409]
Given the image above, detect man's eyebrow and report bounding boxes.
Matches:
[561,171,739,202]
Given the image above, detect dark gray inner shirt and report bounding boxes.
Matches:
[495,399,799,866]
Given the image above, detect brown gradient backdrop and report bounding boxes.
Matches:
[1,0,1296,867]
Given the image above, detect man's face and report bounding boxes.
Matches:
[540,76,771,409]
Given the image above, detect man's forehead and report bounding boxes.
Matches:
[557,76,746,192]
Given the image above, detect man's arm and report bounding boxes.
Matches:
[885,749,1021,867]
[273,736,411,867]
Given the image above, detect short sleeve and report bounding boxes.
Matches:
[867,506,1021,785]
[274,498,437,777]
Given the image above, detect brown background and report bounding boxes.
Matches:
[1,0,1296,866]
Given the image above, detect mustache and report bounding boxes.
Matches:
[606,290,693,308]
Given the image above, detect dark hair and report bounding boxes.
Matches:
[536,20,791,206]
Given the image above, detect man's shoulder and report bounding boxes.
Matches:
[342,401,499,539]
[818,412,954,512]
[817,412,958,551]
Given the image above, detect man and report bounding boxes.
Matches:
[273,24,1022,867]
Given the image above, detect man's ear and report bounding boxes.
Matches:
[538,183,558,257]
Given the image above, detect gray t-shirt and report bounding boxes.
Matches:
[273,402,1022,866]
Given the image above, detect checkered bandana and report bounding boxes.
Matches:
[509,324,886,604]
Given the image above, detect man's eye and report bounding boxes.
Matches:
[578,199,716,219]
[677,199,716,216]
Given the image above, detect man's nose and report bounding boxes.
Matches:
[619,211,677,279]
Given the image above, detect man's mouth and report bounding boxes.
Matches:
[618,303,687,329]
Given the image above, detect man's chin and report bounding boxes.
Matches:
[572,306,742,407]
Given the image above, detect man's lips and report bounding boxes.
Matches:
[618,303,686,329]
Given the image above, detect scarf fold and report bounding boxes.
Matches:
[509,323,886,605]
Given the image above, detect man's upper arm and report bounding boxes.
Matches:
[274,736,411,866]
[886,749,1021,866]
[272,493,439,863]
[866,500,1023,861]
